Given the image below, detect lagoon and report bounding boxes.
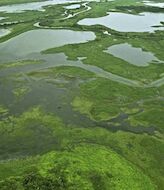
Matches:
[0,29,96,61]
[78,12,164,32]
[104,43,163,66]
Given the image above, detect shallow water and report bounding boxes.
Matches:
[0,17,4,20]
[0,29,11,38]
[0,28,140,87]
[104,43,163,66]
[0,29,163,87]
[0,52,141,87]
[0,29,96,61]
[78,12,164,32]
[64,4,81,9]
[143,1,164,8]
[0,0,96,13]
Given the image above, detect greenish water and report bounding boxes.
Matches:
[104,43,163,66]
[78,12,164,32]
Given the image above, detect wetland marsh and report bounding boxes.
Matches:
[0,0,164,189]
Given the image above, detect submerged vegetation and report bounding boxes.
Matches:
[0,0,164,189]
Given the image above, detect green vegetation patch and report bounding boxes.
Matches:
[0,106,163,188]
[28,66,96,80]
[0,144,156,190]
[0,105,9,116]
[0,60,42,70]
[13,86,31,99]
[71,78,164,129]
[0,107,63,160]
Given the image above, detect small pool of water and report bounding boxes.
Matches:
[64,4,81,9]
[0,29,96,61]
[0,17,5,20]
[0,29,11,38]
[0,0,95,13]
[143,1,164,8]
[104,43,163,66]
[78,12,164,32]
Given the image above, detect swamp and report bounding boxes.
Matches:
[0,0,163,189]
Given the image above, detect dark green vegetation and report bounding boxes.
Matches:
[0,0,164,189]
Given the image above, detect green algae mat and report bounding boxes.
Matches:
[0,0,164,189]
